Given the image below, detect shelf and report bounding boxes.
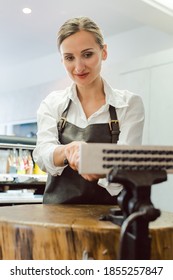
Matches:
[0,136,45,204]
[0,173,47,183]
[0,174,47,195]
[0,143,35,150]
[0,194,43,204]
[0,135,36,145]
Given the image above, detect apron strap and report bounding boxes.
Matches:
[58,99,120,143]
[109,105,120,143]
[58,99,72,133]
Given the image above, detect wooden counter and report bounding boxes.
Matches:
[0,204,173,260]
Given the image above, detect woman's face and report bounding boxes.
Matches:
[60,30,107,87]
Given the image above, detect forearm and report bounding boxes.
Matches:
[53,145,66,167]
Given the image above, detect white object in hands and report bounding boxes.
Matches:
[79,143,173,174]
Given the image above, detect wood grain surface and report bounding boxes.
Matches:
[0,204,172,260]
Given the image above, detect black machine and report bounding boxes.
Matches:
[79,143,173,259]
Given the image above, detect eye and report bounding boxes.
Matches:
[64,55,74,61]
[83,52,93,58]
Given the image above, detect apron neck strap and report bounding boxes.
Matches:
[109,105,120,143]
[58,99,120,143]
[58,99,72,132]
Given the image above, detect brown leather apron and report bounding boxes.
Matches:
[43,99,120,204]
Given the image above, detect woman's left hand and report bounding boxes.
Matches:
[81,174,104,181]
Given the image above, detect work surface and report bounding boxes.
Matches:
[0,204,173,260]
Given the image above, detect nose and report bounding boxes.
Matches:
[75,59,85,73]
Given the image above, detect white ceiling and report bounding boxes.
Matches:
[1,0,173,69]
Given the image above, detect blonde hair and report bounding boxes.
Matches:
[57,16,104,50]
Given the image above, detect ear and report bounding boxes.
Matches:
[102,44,107,61]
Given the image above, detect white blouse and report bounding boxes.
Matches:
[33,79,145,195]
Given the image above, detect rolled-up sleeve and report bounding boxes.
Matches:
[117,93,145,145]
[97,86,145,195]
[33,92,66,176]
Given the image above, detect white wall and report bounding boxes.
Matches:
[105,26,173,65]
[111,48,173,212]
[1,25,173,123]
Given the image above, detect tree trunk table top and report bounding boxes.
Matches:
[0,204,172,260]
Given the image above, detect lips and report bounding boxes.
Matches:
[75,72,89,79]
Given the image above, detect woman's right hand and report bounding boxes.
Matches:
[54,141,104,182]
[65,141,104,181]
[64,141,82,171]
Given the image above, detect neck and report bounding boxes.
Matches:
[75,77,106,118]
[76,77,105,102]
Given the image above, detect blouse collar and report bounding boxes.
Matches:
[68,79,128,108]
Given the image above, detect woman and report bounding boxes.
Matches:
[33,16,144,204]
